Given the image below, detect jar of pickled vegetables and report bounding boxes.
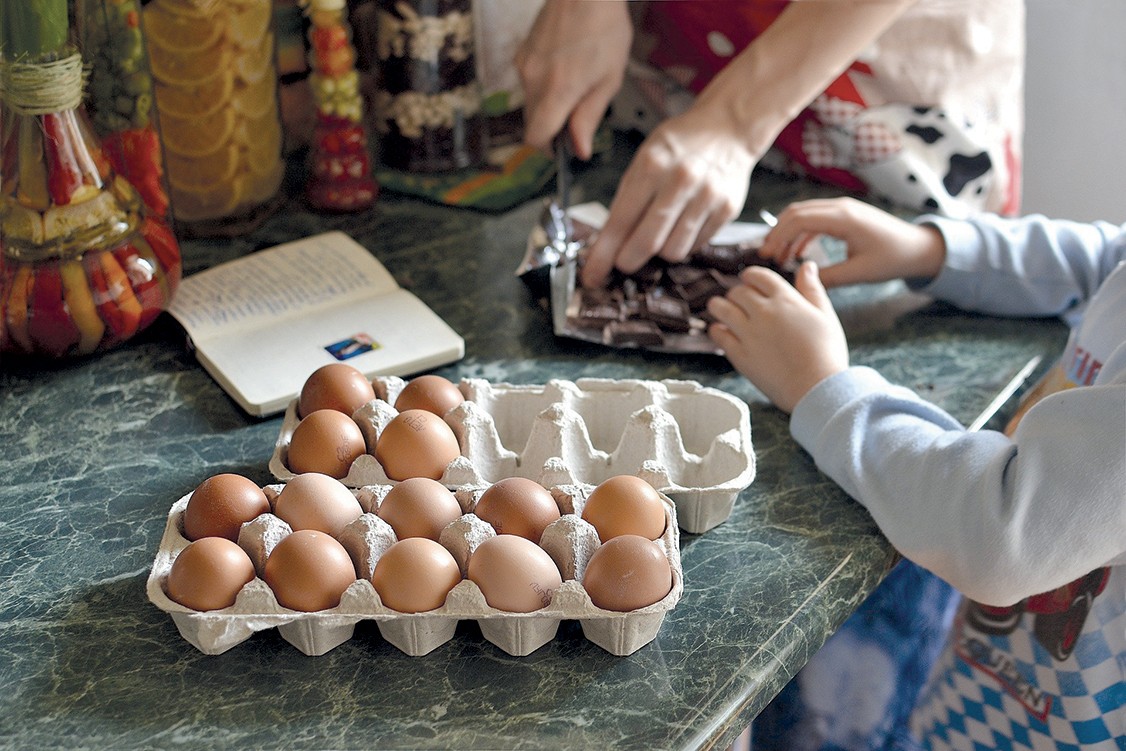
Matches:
[370,0,488,173]
[1,0,182,358]
[303,0,378,211]
[142,0,286,236]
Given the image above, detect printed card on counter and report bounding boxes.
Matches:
[168,232,465,417]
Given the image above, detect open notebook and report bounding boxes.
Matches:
[168,232,464,417]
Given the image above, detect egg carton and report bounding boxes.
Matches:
[269,377,755,534]
[146,477,683,657]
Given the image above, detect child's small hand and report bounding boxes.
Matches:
[707,261,849,413]
[757,197,946,288]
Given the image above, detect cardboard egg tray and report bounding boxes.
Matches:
[146,478,683,657]
[269,377,755,534]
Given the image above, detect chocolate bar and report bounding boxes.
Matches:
[604,319,665,347]
[564,236,793,350]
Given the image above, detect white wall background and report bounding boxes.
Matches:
[1022,0,1126,222]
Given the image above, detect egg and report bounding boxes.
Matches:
[466,534,562,612]
[298,362,376,418]
[582,534,672,612]
[166,537,256,611]
[374,409,461,481]
[581,475,667,541]
[183,473,270,542]
[371,537,462,613]
[394,374,464,416]
[287,408,367,478]
[274,472,364,537]
[473,477,561,543]
[377,477,462,541]
[264,529,357,611]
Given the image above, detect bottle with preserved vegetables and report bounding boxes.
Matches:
[303,0,378,211]
[1,0,182,358]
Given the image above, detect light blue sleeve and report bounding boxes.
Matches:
[913,214,1126,324]
[790,365,1126,607]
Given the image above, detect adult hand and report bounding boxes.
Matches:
[515,0,632,160]
[757,197,947,288]
[707,262,849,413]
[579,105,757,288]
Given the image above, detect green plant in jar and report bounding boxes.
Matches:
[0,0,182,358]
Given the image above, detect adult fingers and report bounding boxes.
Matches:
[659,192,714,265]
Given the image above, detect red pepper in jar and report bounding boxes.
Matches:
[26,259,81,357]
[103,128,169,216]
[41,113,84,206]
[85,250,142,343]
[140,216,182,288]
[112,243,163,331]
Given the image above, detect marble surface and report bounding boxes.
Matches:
[0,135,1068,750]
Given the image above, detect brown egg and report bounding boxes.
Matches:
[183,473,270,542]
[287,408,367,479]
[371,538,462,613]
[377,477,462,541]
[274,472,364,537]
[374,409,461,481]
[473,477,561,543]
[394,374,464,416]
[166,537,256,611]
[298,362,376,418]
[264,529,357,611]
[582,535,672,612]
[581,475,667,541]
[466,534,562,613]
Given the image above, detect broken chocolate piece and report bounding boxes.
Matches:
[643,291,692,332]
[605,319,665,347]
[691,243,745,274]
[673,272,728,311]
[570,287,622,329]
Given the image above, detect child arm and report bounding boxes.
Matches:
[791,364,1126,606]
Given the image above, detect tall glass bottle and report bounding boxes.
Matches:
[1,0,182,358]
[304,0,378,211]
[142,0,286,237]
[370,0,487,173]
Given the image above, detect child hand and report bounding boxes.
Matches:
[707,261,849,413]
[757,197,946,288]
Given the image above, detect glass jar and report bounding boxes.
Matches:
[370,0,488,173]
[304,0,378,211]
[1,0,182,358]
[142,0,286,237]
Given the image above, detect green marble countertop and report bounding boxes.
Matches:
[0,136,1068,750]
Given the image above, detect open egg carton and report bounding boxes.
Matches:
[146,473,683,657]
[269,376,755,534]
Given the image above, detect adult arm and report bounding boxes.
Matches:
[581,0,917,287]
